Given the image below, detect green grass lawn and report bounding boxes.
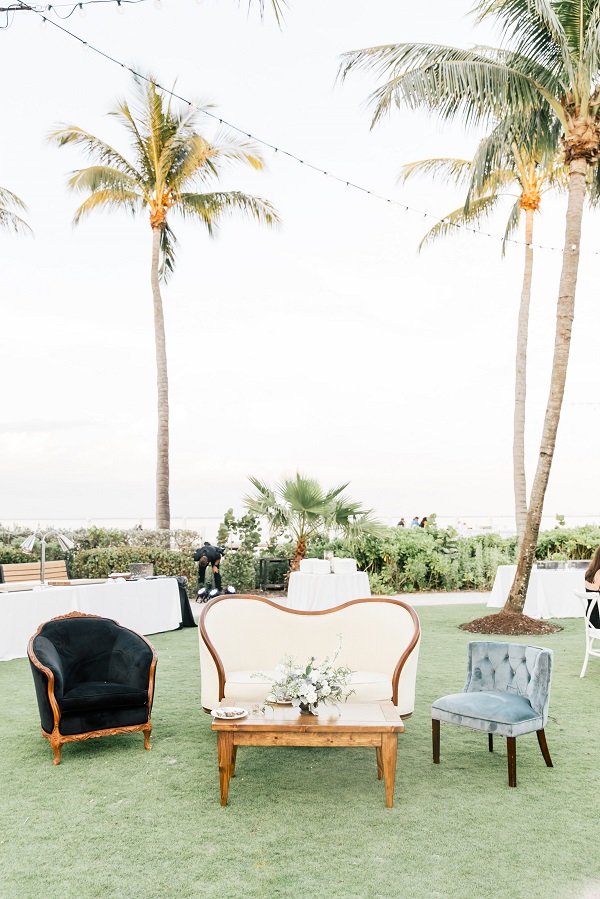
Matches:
[0,604,596,899]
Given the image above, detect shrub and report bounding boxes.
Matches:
[71,548,196,582]
[535,525,600,561]
[220,553,258,592]
[0,548,34,565]
[216,510,262,592]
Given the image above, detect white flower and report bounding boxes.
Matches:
[306,688,318,703]
[311,669,321,681]
[320,682,331,696]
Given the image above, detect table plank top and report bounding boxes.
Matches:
[211,700,404,733]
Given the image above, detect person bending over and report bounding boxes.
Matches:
[585,547,600,628]
[193,542,224,592]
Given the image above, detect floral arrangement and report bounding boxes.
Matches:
[256,641,354,714]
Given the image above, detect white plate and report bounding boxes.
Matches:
[211,707,248,720]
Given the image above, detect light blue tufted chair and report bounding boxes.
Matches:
[431,641,553,787]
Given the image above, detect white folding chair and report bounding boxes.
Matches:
[575,592,600,678]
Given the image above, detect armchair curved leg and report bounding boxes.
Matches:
[507,737,516,788]
[580,650,589,678]
[50,736,62,766]
[536,729,553,768]
[142,723,152,751]
[432,719,440,764]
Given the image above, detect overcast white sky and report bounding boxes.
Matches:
[0,0,598,528]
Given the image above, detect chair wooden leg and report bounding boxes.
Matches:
[507,737,517,787]
[536,729,553,768]
[375,746,383,780]
[432,719,440,764]
[142,723,152,751]
[50,735,62,766]
[488,734,493,753]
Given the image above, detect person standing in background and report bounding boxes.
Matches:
[398,518,405,527]
[410,517,420,528]
[585,547,600,628]
[420,517,428,528]
[193,542,224,593]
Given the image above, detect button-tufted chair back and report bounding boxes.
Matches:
[463,641,553,724]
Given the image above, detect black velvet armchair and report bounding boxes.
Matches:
[28,611,157,765]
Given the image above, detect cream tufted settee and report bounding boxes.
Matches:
[198,595,421,717]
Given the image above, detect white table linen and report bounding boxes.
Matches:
[0,577,182,662]
[488,565,585,618]
[284,571,371,611]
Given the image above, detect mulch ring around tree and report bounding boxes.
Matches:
[459,611,562,636]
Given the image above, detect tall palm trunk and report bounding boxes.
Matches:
[151,226,170,530]
[504,158,587,613]
[513,208,534,545]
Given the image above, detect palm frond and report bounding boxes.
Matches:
[0,186,32,236]
[244,476,291,535]
[72,188,143,224]
[0,208,32,236]
[398,157,472,187]
[0,186,28,212]
[159,222,177,282]
[476,0,575,85]
[339,43,551,129]
[245,0,287,25]
[176,191,280,233]
[206,128,266,172]
[501,197,523,256]
[67,165,144,198]
[48,126,140,182]
[418,194,506,250]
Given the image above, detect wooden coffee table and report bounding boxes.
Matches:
[211,701,404,808]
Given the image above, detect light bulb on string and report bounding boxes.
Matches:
[116,0,124,13]
[78,3,85,16]
[39,15,47,29]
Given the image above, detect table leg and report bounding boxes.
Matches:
[375,746,383,780]
[217,732,234,806]
[381,733,398,808]
[231,745,238,777]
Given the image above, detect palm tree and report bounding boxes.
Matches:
[399,123,568,545]
[340,0,600,616]
[50,74,279,530]
[244,473,382,570]
[0,186,31,235]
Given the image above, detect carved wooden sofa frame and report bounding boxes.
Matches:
[199,595,421,717]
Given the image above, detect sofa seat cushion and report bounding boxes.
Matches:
[60,681,148,713]
[431,690,543,738]
[225,670,392,703]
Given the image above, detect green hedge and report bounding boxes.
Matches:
[70,548,196,583]
[534,525,600,560]
[0,548,35,565]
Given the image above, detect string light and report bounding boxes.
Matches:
[1,0,147,24]
[13,2,599,257]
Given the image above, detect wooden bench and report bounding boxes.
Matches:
[0,560,69,583]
